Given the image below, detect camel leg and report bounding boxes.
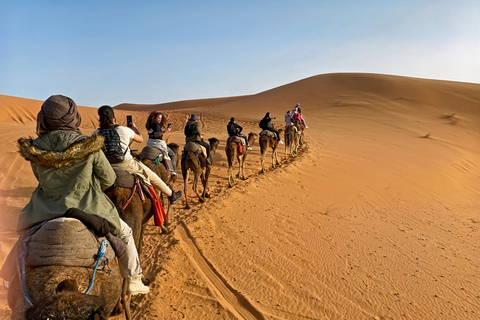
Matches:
[202,166,211,198]
[122,279,132,320]
[242,152,249,180]
[260,151,266,173]
[192,169,205,202]
[237,156,242,180]
[227,164,233,188]
[271,148,276,168]
[183,167,190,210]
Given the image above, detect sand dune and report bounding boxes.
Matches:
[0,73,479,319]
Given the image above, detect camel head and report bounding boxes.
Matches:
[247,132,258,146]
[167,142,180,153]
[26,279,108,320]
[208,137,220,154]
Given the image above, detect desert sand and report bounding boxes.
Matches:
[0,73,479,319]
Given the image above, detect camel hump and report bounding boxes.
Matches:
[138,146,161,161]
[26,217,116,267]
[227,136,245,145]
[260,130,276,138]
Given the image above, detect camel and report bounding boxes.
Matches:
[259,128,284,173]
[6,218,123,320]
[138,142,180,221]
[225,133,257,187]
[181,138,219,209]
[104,170,154,319]
[284,118,304,158]
[6,175,152,320]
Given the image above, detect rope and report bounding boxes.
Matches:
[85,240,108,294]
[19,242,33,307]
[151,156,162,170]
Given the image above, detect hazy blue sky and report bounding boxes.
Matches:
[1,0,479,107]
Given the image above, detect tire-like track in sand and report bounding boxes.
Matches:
[175,222,265,320]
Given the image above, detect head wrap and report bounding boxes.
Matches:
[230,117,235,122]
[36,95,82,136]
[189,114,199,121]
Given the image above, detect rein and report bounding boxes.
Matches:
[122,177,145,211]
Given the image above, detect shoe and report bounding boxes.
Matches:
[305,126,309,128]
[127,275,150,295]
[298,132,302,135]
[247,146,253,151]
[279,140,284,144]
[206,157,212,165]
[169,190,183,204]
[171,171,177,176]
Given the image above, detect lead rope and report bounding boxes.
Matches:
[151,156,162,170]
[85,240,108,294]
[19,242,33,307]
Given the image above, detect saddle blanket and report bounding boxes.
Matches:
[113,167,135,188]
[27,217,116,267]
[184,142,207,158]
[227,136,246,145]
[260,130,276,138]
[138,146,162,161]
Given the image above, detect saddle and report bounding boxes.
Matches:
[0,217,118,286]
[138,146,162,161]
[260,130,277,139]
[183,141,207,158]
[138,146,174,171]
[110,168,167,227]
[227,136,245,145]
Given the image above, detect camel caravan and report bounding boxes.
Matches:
[0,96,307,319]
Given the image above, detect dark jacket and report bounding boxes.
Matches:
[227,122,243,137]
[259,114,274,131]
[184,120,202,142]
[17,130,122,235]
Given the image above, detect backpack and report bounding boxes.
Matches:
[184,122,196,138]
[98,125,127,164]
[227,123,237,136]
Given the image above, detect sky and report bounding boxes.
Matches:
[1,0,480,107]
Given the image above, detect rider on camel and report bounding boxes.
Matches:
[259,112,283,144]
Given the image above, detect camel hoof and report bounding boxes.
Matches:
[161,225,170,234]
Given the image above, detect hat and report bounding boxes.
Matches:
[189,114,199,121]
[36,95,81,136]
[296,103,300,106]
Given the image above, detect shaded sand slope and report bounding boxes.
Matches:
[1,73,479,319]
